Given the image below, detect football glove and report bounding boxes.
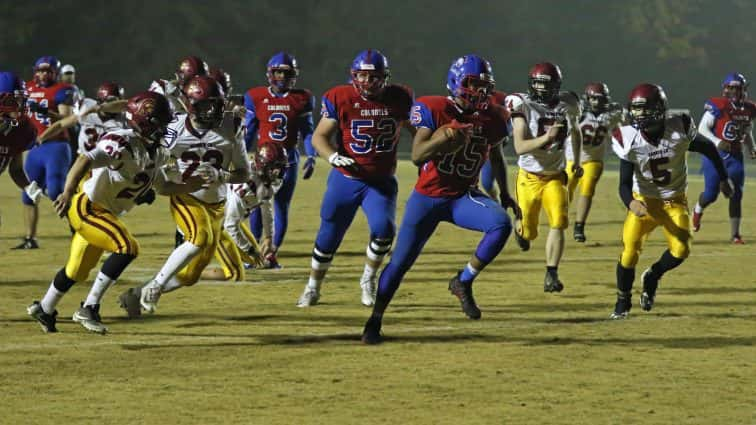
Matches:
[135,188,156,205]
[328,152,355,168]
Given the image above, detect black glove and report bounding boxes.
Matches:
[134,188,156,205]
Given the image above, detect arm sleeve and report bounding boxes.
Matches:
[409,101,435,130]
[299,95,316,156]
[259,198,274,240]
[243,92,258,149]
[689,134,728,180]
[223,196,254,253]
[320,94,338,122]
[618,158,634,208]
[55,86,75,106]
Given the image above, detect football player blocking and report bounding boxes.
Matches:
[119,76,251,316]
[565,82,626,243]
[507,62,582,293]
[610,84,732,319]
[692,73,756,244]
[362,54,517,344]
[297,49,414,308]
[27,92,203,334]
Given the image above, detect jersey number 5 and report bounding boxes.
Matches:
[649,157,672,186]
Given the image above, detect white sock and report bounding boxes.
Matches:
[40,283,64,314]
[307,276,322,290]
[162,276,182,293]
[155,242,201,287]
[694,202,704,214]
[731,217,741,237]
[84,272,115,307]
[362,263,377,280]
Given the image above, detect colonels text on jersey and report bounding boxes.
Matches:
[320,84,413,179]
[244,87,313,149]
[411,96,510,197]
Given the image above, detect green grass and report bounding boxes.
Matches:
[1,159,755,424]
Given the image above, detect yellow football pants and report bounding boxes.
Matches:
[515,168,568,241]
[566,160,604,201]
[170,193,225,286]
[620,193,691,268]
[214,223,261,281]
[65,192,139,282]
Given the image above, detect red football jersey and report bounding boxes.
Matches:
[321,84,413,180]
[411,96,510,197]
[25,80,74,141]
[0,117,36,174]
[704,96,756,152]
[245,86,314,150]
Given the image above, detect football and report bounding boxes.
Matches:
[432,120,472,154]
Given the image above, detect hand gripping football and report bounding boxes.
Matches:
[433,119,473,153]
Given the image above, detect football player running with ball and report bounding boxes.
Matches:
[506,62,582,293]
[610,84,732,319]
[296,49,414,308]
[119,76,250,317]
[27,92,203,334]
[362,55,516,344]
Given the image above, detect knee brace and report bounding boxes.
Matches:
[311,245,334,271]
[366,237,393,262]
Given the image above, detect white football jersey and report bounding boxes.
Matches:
[565,106,625,163]
[506,92,581,174]
[74,98,126,154]
[83,129,169,216]
[612,115,697,199]
[149,79,186,114]
[164,113,250,204]
[223,173,280,253]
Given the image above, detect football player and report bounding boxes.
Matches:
[362,55,516,344]
[295,49,414,308]
[506,62,582,292]
[118,75,250,316]
[201,144,288,281]
[27,92,203,333]
[244,52,317,267]
[0,71,42,225]
[149,55,208,114]
[610,84,732,319]
[692,73,756,243]
[16,56,75,249]
[565,82,626,242]
[38,82,127,153]
[59,64,84,105]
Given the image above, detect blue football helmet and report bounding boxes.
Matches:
[722,72,748,105]
[446,55,495,111]
[267,52,299,92]
[350,49,390,99]
[0,71,25,128]
[33,55,60,87]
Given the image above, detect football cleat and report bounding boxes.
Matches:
[118,286,142,318]
[640,292,655,312]
[610,291,632,319]
[543,271,564,293]
[262,253,283,269]
[359,275,377,307]
[514,231,530,252]
[297,286,320,307]
[72,303,108,334]
[692,211,702,232]
[361,316,383,345]
[732,235,745,245]
[27,301,58,333]
[12,237,39,250]
[448,272,481,319]
[573,223,586,243]
[640,268,658,312]
[139,280,162,314]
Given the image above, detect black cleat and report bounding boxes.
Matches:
[514,231,530,252]
[573,223,586,243]
[640,268,658,311]
[361,317,383,345]
[72,302,108,334]
[448,272,482,319]
[13,237,39,250]
[118,287,142,319]
[543,271,564,293]
[27,301,58,332]
[610,291,632,319]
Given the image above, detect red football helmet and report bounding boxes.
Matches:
[584,82,611,114]
[209,67,232,96]
[183,75,225,128]
[125,91,172,143]
[528,62,562,105]
[176,56,208,85]
[96,82,125,103]
[628,83,667,131]
[255,143,288,184]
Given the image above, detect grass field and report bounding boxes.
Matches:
[1,159,755,424]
